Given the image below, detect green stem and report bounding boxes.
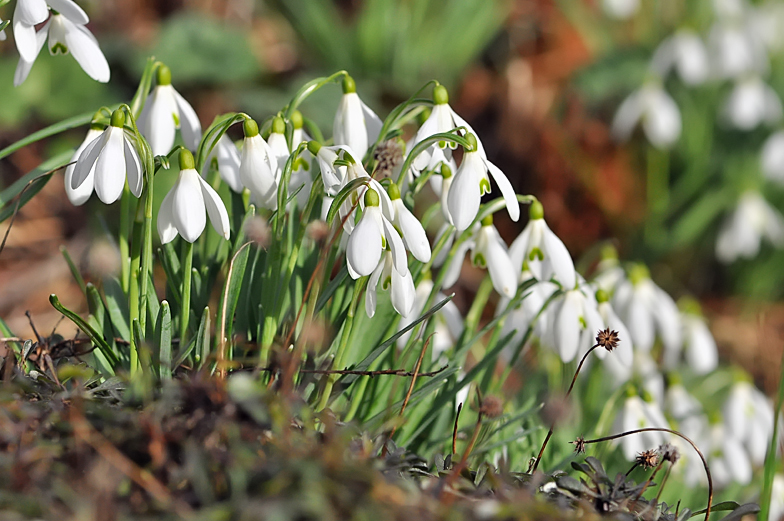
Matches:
[316,280,363,412]
[129,268,139,376]
[759,345,784,521]
[119,186,131,292]
[464,276,494,335]
[139,164,154,333]
[645,146,670,250]
[180,241,194,348]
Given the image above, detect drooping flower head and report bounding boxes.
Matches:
[138,64,202,156]
[333,75,382,161]
[365,250,415,318]
[157,149,230,244]
[722,76,782,130]
[611,83,682,149]
[239,118,278,210]
[387,181,431,263]
[678,297,718,374]
[64,111,104,206]
[71,109,142,205]
[650,30,710,86]
[716,190,784,262]
[346,188,407,279]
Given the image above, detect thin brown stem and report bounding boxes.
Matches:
[655,463,673,503]
[296,366,447,377]
[532,343,600,472]
[582,427,713,521]
[452,402,463,455]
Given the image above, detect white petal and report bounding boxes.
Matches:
[554,292,581,362]
[643,88,681,148]
[65,128,102,206]
[71,130,106,190]
[508,223,532,275]
[347,209,383,277]
[198,175,231,240]
[485,159,519,222]
[391,268,416,317]
[382,216,408,274]
[140,86,178,156]
[479,226,517,298]
[761,131,784,183]
[210,135,244,193]
[63,20,110,83]
[542,221,575,289]
[441,239,474,289]
[334,93,368,159]
[123,137,143,198]
[447,153,482,231]
[157,188,178,244]
[611,91,644,142]
[684,316,718,374]
[239,135,277,209]
[365,257,386,318]
[361,100,383,146]
[46,0,89,24]
[628,294,655,352]
[394,200,431,262]
[94,127,125,204]
[172,170,206,243]
[173,88,202,151]
[14,0,48,26]
[432,223,455,267]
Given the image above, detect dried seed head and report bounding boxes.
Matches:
[571,436,586,454]
[636,449,659,469]
[658,444,680,464]
[306,220,330,242]
[373,139,404,179]
[479,395,504,419]
[596,328,620,352]
[246,216,271,248]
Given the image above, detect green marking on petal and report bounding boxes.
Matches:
[528,247,544,262]
[479,177,491,195]
[473,252,486,268]
[52,42,68,55]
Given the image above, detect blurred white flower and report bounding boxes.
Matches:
[509,200,576,290]
[723,381,774,466]
[761,130,784,184]
[239,118,278,210]
[612,264,682,357]
[710,422,753,488]
[71,109,142,205]
[138,65,201,155]
[157,150,230,244]
[595,289,634,368]
[396,279,463,359]
[64,125,103,206]
[202,134,242,193]
[14,11,109,86]
[650,30,710,85]
[497,271,559,349]
[612,84,682,149]
[333,75,382,161]
[708,23,768,80]
[346,188,406,279]
[680,302,719,374]
[664,380,703,421]
[612,394,669,461]
[446,133,519,231]
[723,77,782,130]
[770,474,784,521]
[602,0,640,20]
[716,191,784,263]
[365,250,415,318]
[546,285,604,363]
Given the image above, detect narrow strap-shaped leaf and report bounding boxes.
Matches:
[0,113,92,161]
[59,245,86,296]
[0,150,73,223]
[103,277,131,342]
[325,176,370,227]
[49,294,118,367]
[156,301,173,381]
[194,306,211,370]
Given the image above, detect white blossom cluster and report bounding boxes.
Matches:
[607,0,784,264]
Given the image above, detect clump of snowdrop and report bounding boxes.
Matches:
[722,76,782,130]
[611,82,682,149]
[138,65,202,156]
[13,0,109,86]
[509,200,576,290]
[716,190,784,263]
[157,149,230,244]
[333,75,381,161]
[71,109,142,205]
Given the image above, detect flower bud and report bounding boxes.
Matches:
[307,140,322,156]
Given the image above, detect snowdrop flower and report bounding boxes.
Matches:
[202,134,242,193]
[709,421,753,487]
[288,111,314,208]
[679,298,718,374]
[267,116,291,176]
[708,23,768,80]
[447,133,519,231]
[761,130,784,184]
[664,377,703,421]
[64,119,103,206]
[612,264,682,357]
[70,109,142,205]
[716,191,784,263]
[346,188,406,278]
[157,150,230,244]
[612,83,681,149]
[411,85,483,176]
[509,201,576,290]
[650,30,710,86]
[365,250,415,318]
[592,245,626,295]
[612,392,670,461]
[387,182,431,263]
[239,118,278,210]
[14,10,109,86]
[546,285,604,363]
[333,75,382,161]
[770,475,784,521]
[723,77,782,130]
[137,65,201,156]
[396,278,463,358]
[497,272,559,349]
[307,140,345,196]
[723,380,774,466]
[595,289,633,367]
[429,160,458,223]
[602,0,639,20]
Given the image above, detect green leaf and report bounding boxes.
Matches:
[194,306,211,370]
[325,177,372,227]
[59,245,86,296]
[219,242,252,351]
[156,301,173,381]
[0,150,73,223]
[103,277,131,342]
[49,293,118,369]
[690,502,741,517]
[0,112,92,160]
